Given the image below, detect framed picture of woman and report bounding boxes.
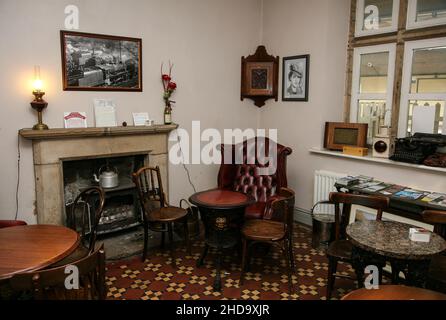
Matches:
[282,55,310,101]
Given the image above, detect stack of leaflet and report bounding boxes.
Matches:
[394,189,429,201]
[336,176,359,187]
[421,193,446,207]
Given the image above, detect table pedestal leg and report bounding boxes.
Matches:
[390,260,406,284]
[351,246,366,288]
[406,260,430,288]
[197,243,209,267]
[214,251,222,292]
[351,246,386,288]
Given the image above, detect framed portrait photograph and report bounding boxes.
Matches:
[282,55,309,101]
[60,31,142,91]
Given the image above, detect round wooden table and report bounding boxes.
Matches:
[346,220,446,288]
[341,285,446,300]
[0,225,80,279]
[189,189,255,291]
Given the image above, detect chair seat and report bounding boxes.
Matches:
[244,202,266,220]
[147,206,187,222]
[428,254,446,283]
[327,239,353,261]
[242,219,286,241]
[48,245,89,268]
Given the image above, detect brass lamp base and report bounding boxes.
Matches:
[32,123,49,130]
[31,91,49,130]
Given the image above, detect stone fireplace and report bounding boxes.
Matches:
[19,125,177,226]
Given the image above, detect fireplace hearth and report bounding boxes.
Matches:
[63,154,146,234]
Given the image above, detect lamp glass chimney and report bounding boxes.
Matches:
[33,65,43,92]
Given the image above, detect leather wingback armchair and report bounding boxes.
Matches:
[217,137,292,220]
[0,220,27,229]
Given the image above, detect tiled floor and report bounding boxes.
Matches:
[106,223,357,300]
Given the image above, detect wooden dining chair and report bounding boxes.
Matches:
[239,188,296,293]
[133,166,191,264]
[421,210,446,293]
[326,192,389,300]
[50,186,105,267]
[6,244,106,300]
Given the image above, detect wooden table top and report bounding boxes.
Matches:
[0,225,80,279]
[189,189,255,210]
[341,285,446,300]
[346,220,446,260]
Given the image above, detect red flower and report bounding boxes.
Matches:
[168,82,177,90]
[162,74,171,81]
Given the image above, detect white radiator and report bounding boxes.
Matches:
[313,170,346,214]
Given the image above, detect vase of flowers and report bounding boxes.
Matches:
[161,62,177,125]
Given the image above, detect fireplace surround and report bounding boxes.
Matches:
[19,125,177,226]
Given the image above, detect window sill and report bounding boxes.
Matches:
[309,147,446,174]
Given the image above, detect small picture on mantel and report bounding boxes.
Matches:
[64,112,87,128]
[282,55,310,102]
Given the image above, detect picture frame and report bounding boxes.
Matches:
[241,45,279,108]
[324,122,368,151]
[282,55,310,102]
[60,30,142,91]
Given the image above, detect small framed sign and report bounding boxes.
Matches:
[132,112,150,126]
[94,99,117,127]
[64,112,87,128]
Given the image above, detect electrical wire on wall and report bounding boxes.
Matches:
[175,128,197,194]
[15,134,21,220]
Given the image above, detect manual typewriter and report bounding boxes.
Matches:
[390,133,446,164]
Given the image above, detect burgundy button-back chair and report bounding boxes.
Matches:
[217,137,292,221]
[0,220,27,229]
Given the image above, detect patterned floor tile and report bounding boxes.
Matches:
[106,223,357,300]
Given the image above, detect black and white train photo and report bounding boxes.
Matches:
[61,31,142,91]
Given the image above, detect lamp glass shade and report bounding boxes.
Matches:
[33,79,43,92]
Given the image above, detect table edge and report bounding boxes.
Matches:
[0,227,80,280]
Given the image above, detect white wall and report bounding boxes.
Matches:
[1,0,444,224]
[0,0,262,223]
[260,0,446,211]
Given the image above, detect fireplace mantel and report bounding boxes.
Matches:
[20,124,177,225]
[19,124,178,140]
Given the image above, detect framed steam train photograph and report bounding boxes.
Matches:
[60,31,142,91]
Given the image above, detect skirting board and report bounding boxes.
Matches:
[294,207,313,226]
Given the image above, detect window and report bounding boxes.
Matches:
[346,0,446,142]
[351,44,396,143]
[398,38,446,136]
[355,0,400,37]
[407,0,446,30]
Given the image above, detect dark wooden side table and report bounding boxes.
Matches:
[189,189,255,291]
[347,220,446,288]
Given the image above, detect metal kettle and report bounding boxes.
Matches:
[93,165,119,188]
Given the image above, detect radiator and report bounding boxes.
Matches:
[313,170,346,214]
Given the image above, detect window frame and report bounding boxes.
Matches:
[398,37,446,137]
[350,43,397,127]
[355,0,400,37]
[344,0,446,140]
[406,0,446,30]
